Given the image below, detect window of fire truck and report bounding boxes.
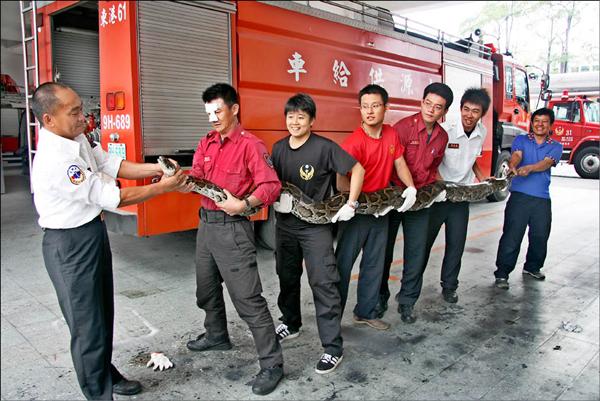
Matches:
[583,101,599,123]
[505,67,513,99]
[515,68,529,111]
[553,102,580,122]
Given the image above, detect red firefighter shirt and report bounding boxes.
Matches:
[190,124,281,210]
[341,124,404,192]
[392,112,448,189]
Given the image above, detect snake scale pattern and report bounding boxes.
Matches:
[159,156,512,224]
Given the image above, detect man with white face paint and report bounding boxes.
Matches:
[184,83,284,396]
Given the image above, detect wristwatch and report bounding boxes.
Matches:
[243,198,252,211]
[347,200,359,209]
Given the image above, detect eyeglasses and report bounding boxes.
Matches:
[360,103,383,111]
[423,100,444,112]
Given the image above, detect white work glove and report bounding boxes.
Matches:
[397,186,417,213]
[146,352,174,371]
[433,189,447,203]
[373,205,394,218]
[272,193,293,213]
[331,203,356,223]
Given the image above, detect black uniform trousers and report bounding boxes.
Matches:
[335,214,388,319]
[425,201,470,290]
[275,224,343,356]
[495,191,552,278]
[42,215,124,400]
[382,208,432,307]
[195,209,283,369]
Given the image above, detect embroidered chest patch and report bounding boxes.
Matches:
[67,165,86,185]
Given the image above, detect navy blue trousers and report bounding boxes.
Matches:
[495,191,552,278]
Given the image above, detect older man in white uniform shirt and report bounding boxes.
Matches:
[422,88,492,304]
[31,82,186,400]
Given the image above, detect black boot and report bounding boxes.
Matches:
[113,378,142,396]
[442,289,458,303]
[252,365,284,395]
[399,304,416,324]
[186,333,232,352]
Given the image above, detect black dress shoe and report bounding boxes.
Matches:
[442,289,458,304]
[252,364,284,395]
[398,304,416,324]
[113,378,142,396]
[186,333,232,352]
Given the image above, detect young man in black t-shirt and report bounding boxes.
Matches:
[271,93,365,374]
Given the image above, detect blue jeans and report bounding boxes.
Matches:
[495,191,552,278]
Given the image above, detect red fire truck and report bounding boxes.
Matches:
[547,92,599,179]
[26,0,534,238]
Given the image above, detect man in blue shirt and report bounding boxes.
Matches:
[494,108,563,289]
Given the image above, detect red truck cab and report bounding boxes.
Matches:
[549,92,600,179]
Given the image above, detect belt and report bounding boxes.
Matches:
[200,209,247,224]
[42,213,103,231]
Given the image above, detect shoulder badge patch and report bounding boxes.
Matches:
[67,165,86,185]
[263,153,274,169]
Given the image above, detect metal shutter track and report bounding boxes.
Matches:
[52,31,100,98]
[138,1,231,156]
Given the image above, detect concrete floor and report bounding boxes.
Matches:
[1,165,599,401]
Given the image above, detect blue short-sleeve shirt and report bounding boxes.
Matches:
[509,133,563,199]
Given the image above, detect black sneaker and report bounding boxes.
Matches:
[186,333,232,352]
[315,353,343,374]
[398,304,416,324]
[275,324,300,342]
[374,293,389,319]
[442,289,458,304]
[113,378,142,396]
[251,365,283,395]
[523,270,546,280]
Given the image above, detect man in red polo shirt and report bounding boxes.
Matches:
[379,82,453,324]
[336,84,416,331]
[185,83,284,396]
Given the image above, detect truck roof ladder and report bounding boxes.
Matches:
[19,0,40,192]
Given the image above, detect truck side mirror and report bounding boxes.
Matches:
[541,90,552,102]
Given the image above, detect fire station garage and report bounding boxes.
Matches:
[1,1,598,400]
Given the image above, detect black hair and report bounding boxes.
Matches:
[460,88,491,115]
[284,93,316,119]
[423,82,453,110]
[358,84,389,105]
[31,82,71,127]
[531,107,555,125]
[202,83,238,106]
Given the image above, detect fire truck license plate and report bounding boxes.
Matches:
[108,143,126,159]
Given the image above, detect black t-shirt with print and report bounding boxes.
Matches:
[272,132,356,228]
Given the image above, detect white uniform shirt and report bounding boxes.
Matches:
[32,127,123,229]
[439,119,487,184]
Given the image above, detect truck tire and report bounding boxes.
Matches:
[573,146,600,179]
[254,208,276,251]
[487,150,512,202]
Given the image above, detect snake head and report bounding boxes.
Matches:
[158,156,177,177]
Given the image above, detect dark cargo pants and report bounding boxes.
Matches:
[42,215,125,400]
[275,224,343,356]
[195,210,283,369]
[425,201,470,290]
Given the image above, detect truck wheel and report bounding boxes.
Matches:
[573,147,600,179]
[487,150,511,202]
[254,208,276,251]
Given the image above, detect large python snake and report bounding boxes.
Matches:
[158,156,512,224]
